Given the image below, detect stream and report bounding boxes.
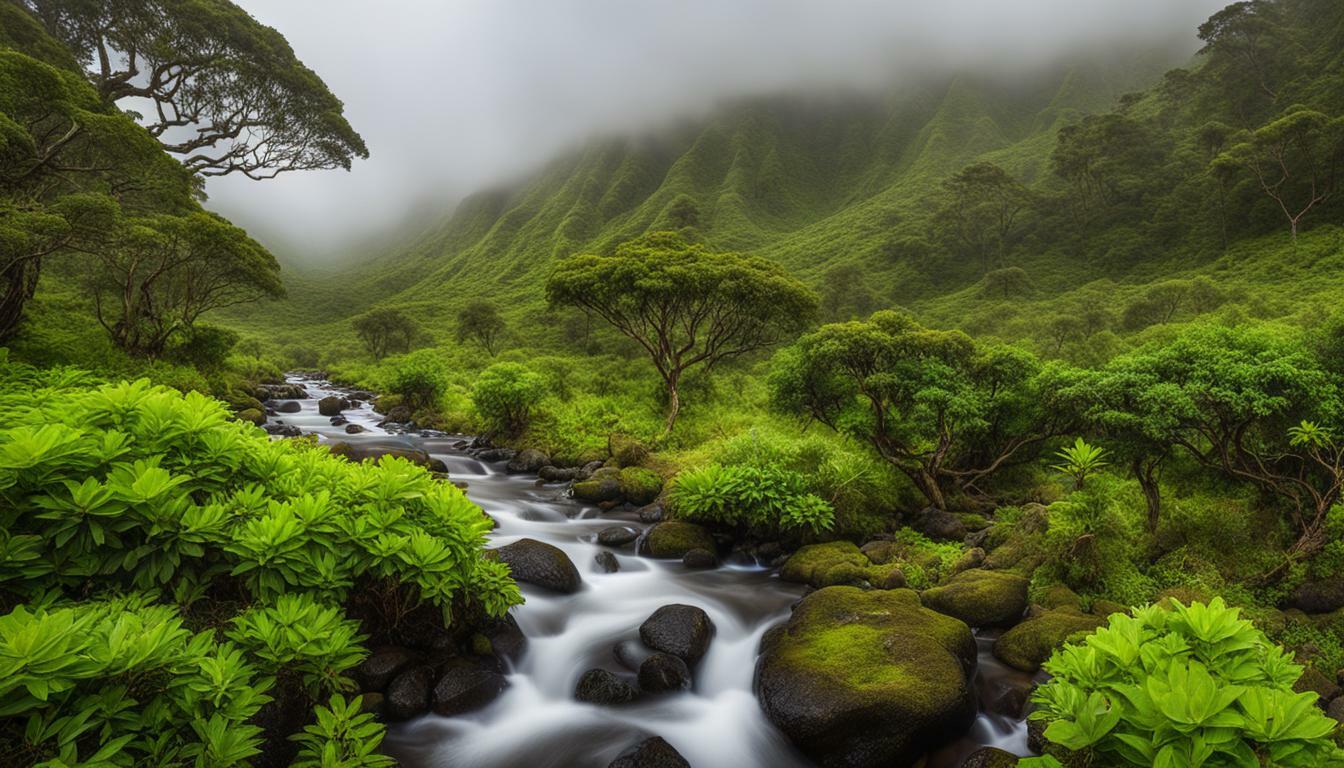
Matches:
[268,375,1034,768]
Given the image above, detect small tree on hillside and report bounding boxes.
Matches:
[547,231,818,434]
[352,308,416,360]
[456,299,506,356]
[932,162,1031,274]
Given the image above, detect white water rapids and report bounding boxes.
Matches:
[269,375,1032,768]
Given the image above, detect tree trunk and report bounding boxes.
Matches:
[1133,458,1162,533]
[912,469,947,510]
[663,377,681,436]
[0,260,35,342]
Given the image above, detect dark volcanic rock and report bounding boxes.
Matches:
[492,538,583,593]
[608,737,690,768]
[275,400,302,414]
[539,465,581,482]
[637,503,665,523]
[264,424,302,437]
[638,522,715,560]
[574,668,639,705]
[598,525,641,547]
[638,652,691,693]
[431,664,507,716]
[476,447,516,463]
[383,665,435,721]
[318,395,346,416]
[913,506,967,542]
[959,747,1020,768]
[1289,577,1344,614]
[326,442,443,471]
[354,646,420,692]
[507,448,550,474]
[595,551,621,573]
[681,549,718,569]
[478,614,527,661]
[345,424,366,434]
[639,605,714,664]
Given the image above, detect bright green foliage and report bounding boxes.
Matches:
[0,373,520,762]
[383,348,450,412]
[547,231,818,433]
[470,362,547,437]
[290,694,396,768]
[457,299,507,356]
[668,462,834,537]
[770,310,1070,509]
[1051,438,1108,490]
[351,308,417,360]
[1031,598,1344,767]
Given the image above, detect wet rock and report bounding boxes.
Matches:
[264,424,302,437]
[275,400,302,414]
[507,448,550,474]
[1294,664,1341,704]
[638,652,691,693]
[639,605,715,664]
[959,746,1020,768]
[681,549,718,569]
[345,424,366,434]
[921,569,1029,628]
[638,503,665,523]
[257,382,308,400]
[431,663,507,716]
[951,547,986,574]
[354,646,420,692]
[756,586,976,767]
[358,692,384,717]
[993,609,1106,672]
[639,522,715,560]
[595,551,621,573]
[318,396,347,416]
[1289,576,1344,614]
[598,526,641,547]
[236,408,266,426]
[574,467,623,503]
[476,447,516,463]
[578,460,606,479]
[331,415,348,426]
[1328,696,1344,724]
[383,665,435,721]
[493,538,583,593]
[478,614,527,661]
[539,465,581,482]
[327,443,444,471]
[780,541,870,588]
[574,668,639,705]
[618,467,663,506]
[381,404,413,424]
[607,736,690,768]
[912,506,967,542]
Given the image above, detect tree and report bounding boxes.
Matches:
[932,162,1030,274]
[1052,113,1162,228]
[352,308,417,360]
[86,211,283,355]
[456,299,506,356]
[819,263,878,321]
[26,0,368,179]
[547,231,817,434]
[1090,324,1344,563]
[1213,108,1344,240]
[769,310,1073,509]
[1196,0,1295,120]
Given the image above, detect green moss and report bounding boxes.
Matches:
[780,541,868,585]
[992,609,1106,672]
[618,466,662,505]
[921,569,1029,628]
[236,408,265,426]
[639,521,715,559]
[609,434,649,467]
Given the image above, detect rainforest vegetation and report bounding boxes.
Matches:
[5,0,1344,766]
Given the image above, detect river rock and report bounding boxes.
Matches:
[431,663,508,716]
[618,467,663,506]
[257,382,308,400]
[380,404,413,424]
[326,443,447,472]
[507,448,551,474]
[638,503,665,523]
[598,525,641,547]
[912,506,967,542]
[608,737,690,768]
[638,522,715,560]
[540,465,581,482]
[638,652,691,693]
[921,569,1029,628]
[354,646,420,692]
[331,415,348,426]
[1289,576,1344,614]
[318,395,346,416]
[681,549,718,569]
[959,746,1020,767]
[345,424,366,434]
[478,614,527,661]
[383,664,435,721]
[595,551,621,573]
[993,609,1106,672]
[493,538,583,593]
[236,408,266,426]
[476,447,516,463]
[756,586,976,767]
[264,424,302,437]
[574,467,623,503]
[574,668,639,705]
[639,605,715,665]
[275,400,302,414]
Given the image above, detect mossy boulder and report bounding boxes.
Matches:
[756,586,976,767]
[236,408,266,426]
[1038,584,1084,612]
[639,522,716,559]
[780,542,869,586]
[618,467,663,506]
[993,609,1106,672]
[609,434,649,467]
[921,569,1029,628]
[960,747,1020,768]
[573,467,623,503]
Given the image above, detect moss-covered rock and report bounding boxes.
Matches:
[236,408,266,426]
[618,466,663,506]
[960,747,1020,767]
[780,542,869,586]
[1038,584,1084,612]
[573,467,622,503]
[992,609,1106,672]
[638,521,716,559]
[757,586,976,767]
[921,569,1029,628]
[609,434,649,467]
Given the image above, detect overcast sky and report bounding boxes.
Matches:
[208,0,1228,261]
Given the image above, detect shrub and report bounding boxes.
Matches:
[165,324,239,370]
[1031,598,1344,766]
[0,375,520,762]
[385,348,449,412]
[470,362,546,437]
[668,462,834,537]
[1039,475,1148,599]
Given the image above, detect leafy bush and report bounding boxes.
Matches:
[668,462,834,537]
[470,362,547,437]
[1031,598,1344,766]
[1039,475,1149,601]
[0,374,520,763]
[385,348,449,412]
[165,324,240,371]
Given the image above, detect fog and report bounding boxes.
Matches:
[208,0,1229,263]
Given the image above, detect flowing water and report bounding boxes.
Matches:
[269,375,1035,768]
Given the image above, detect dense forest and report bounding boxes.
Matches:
[4,0,1344,766]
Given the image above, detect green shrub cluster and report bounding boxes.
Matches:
[470,362,547,437]
[0,372,520,764]
[1031,599,1343,766]
[668,462,833,538]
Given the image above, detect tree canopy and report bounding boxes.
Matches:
[352,307,418,360]
[456,299,506,356]
[547,231,818,433]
